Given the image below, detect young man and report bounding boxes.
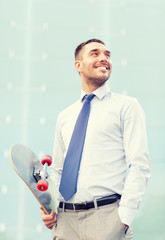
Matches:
[41,39,150,239]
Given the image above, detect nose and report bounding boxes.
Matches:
[99,52,108,63]
[98,52,112,69]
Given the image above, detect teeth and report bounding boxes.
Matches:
[96,65,107,68]
[100,66,108,69]
[94,64,109,70]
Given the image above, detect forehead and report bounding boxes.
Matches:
[79,42,109,58]
[82,42,110,55]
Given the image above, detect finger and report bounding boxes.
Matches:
[40,206,47,212]
[46,222,56,229]
[41,214,54,221]
[43,218,57,229]
[41,212,57,222]
[50,211,57,219]
[40,207,47,216]
[40,210,48,219]
[40,207,56,218]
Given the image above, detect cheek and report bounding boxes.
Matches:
[83,62,94,72]
[109,60,112,69]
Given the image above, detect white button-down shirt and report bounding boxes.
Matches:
[51,84,150,226]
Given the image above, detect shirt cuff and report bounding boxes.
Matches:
[118,205,138,226]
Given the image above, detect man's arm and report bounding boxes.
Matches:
[118,98,151,226]
[40,114,65,229]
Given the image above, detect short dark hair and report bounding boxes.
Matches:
[75,38,105,60]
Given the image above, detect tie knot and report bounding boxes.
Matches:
[85,93,95,102]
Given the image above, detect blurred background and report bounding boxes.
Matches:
[0,0,165,239]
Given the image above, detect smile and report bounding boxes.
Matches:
[95,65,110,70]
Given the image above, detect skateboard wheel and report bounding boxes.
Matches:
[37,179,48,191]
[41,155,52,166]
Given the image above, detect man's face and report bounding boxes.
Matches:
[75,42,112,87]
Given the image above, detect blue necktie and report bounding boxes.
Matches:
[59,93,95,201]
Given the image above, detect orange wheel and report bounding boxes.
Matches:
[37,179,48,191]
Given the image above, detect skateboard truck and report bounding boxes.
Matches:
[34,155,52,192]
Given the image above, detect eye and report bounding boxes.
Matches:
[105,53,110,58]
[91,52,98,56]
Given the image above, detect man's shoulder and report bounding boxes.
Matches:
[110,92,144,117]
[57,99,80,119]
[111,92,138,104]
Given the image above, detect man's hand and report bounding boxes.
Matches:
[40,206,57,230]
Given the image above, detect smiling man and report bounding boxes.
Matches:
[41,39,150,240]
[75,39,112,91]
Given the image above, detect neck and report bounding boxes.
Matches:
[81,80,106,94]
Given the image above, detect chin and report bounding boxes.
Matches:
[94,78,108,87]
[86,74,110,86]
[97,74,110,82]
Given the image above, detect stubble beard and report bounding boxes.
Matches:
[85,73,110,88]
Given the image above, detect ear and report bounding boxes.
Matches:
[74,60,81,74]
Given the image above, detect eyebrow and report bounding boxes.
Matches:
[89,48,111,56]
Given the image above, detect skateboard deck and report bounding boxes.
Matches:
[10,144,58,214]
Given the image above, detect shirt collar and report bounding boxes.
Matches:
[80,83,111,101]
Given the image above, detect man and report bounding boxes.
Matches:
[41,39,150,239]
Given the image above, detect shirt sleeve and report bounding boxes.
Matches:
[51,114,65,191]
[118,98,151,226]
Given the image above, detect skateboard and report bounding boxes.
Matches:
[10,144,58,214]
